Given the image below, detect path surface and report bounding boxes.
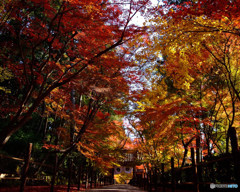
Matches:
[85,184,146,192]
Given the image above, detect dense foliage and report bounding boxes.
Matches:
[0,0,240,189]
[127,0,240,174]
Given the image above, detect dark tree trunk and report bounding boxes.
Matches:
[77,164,82,190]
[67,159,73,192]
[171,157,175,192]
[191,148,199,192]
[20,143,32,192]
[50,136,59,192]
[228,127,240,185]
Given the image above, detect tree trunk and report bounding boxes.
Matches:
[171,157,175,192]
[228,126,239,153]
[191,148,199,192]
[50,136,59,192]
[181,147,188,168]
[67,159,73,192]
[161,163,166,192]
[228,126,240,185]
[20,143,32,192]
[77,164,82,190]
[154,167,158,192]
[50,153,58,192]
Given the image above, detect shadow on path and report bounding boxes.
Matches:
[85,184,146,192]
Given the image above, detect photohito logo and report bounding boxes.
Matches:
[210,183,238,189]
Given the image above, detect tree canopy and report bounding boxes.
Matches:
[0,0,240,186]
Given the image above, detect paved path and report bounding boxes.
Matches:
[85,184,146,192]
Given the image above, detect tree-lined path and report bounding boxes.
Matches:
[1,0,240,192]
[86,184,146,192]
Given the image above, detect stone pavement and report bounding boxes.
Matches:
[85,184,146,192]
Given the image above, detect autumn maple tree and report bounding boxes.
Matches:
[123,0,240,179]
[0,0,152,147]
